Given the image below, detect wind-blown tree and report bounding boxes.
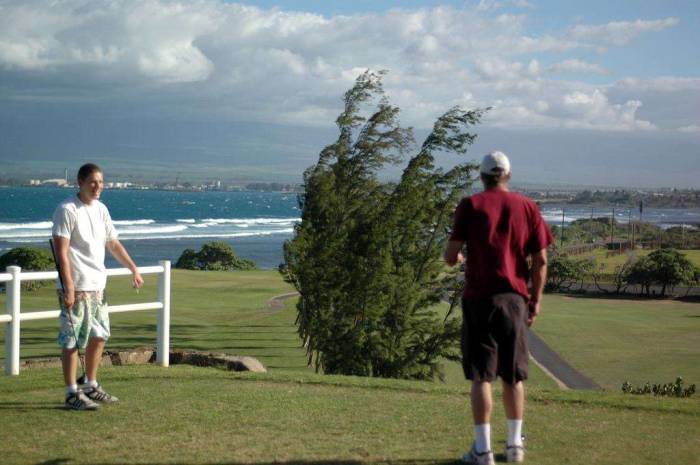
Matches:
[282,70,486,379]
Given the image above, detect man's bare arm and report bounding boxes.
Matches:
[528,248,548,327]
[53,236,75,309]
[106,239,144,288]
[444,239,465,266]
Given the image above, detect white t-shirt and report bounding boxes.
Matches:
[52,195,118,291]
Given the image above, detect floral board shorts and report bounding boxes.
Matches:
[57,290,111,349]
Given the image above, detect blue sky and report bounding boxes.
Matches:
[0,0,698,187]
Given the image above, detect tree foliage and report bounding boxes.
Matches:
[175,242,256,271]
[0,247,55,291]
[625,248,698,296]
[546,253,595,291]
[282,70,485,380]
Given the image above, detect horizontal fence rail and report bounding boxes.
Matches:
[2,261,171,376]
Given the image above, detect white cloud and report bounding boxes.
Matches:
[476,0,503,12]
[0,1,690,133]
[568,17,679,46]
[677,125,700,133]
[548,59,609,75]
[558,89,654,130]
[511,0,535,9]
[615,77,700,92]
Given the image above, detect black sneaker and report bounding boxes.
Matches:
[84,384,119,403]
[65,391,100,410]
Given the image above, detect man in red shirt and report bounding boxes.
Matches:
[444,151,552,465]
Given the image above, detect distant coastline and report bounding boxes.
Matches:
[1,182,301,194]
[2,182,700,209]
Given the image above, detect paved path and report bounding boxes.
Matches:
[272,292,601,390]
[527,330,601,390]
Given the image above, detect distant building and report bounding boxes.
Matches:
[41,178,70,187]
[105,182,132,189]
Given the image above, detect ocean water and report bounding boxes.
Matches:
[1,187,299,269]
[1,187,699,269]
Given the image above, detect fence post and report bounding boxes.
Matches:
[156,260,171,367]
[4,266,21,376]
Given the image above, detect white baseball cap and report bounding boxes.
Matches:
[480,151,511,176]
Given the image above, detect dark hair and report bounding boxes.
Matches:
[480,172,505,188]
[77,163,102,181]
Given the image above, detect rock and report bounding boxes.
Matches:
[169,351,267,373]
[106,348,154,366]
[13,347,266,374]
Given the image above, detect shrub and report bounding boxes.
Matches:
[0,247,55,291]
[621,377,696,398]
[624,248,698,297]
[175,242,256,271]
[546,254,594,292]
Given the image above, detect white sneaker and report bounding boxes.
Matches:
[84,383,119,403]
[65,390,99,411]
[506,444,525,463]
[462,444,495,465]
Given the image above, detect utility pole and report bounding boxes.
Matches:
[560,207,565,248]
[628,209,632,249]
[610,207,615,252]
[681,223,685,249]
[639,200,644,248]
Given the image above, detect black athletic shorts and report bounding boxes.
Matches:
[461,292,529,384]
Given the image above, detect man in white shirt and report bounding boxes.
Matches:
[52,163,143,410]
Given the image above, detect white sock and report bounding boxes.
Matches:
[507,419,523,446]
[66,384,78,395]
[86,379,98,389]
[474,423,491,453]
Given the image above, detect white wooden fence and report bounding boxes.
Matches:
[1,261,171,376]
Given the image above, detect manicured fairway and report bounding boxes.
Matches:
[2,270,700,465]
[0,269,556,387]
[534,293,700,390]
[1,270,305,370]
[1,364,698,465]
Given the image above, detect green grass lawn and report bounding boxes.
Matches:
[534,293,700,390]
[1,270,307,371]
[0,270,557,388]
[2,270,700,464]
[1,364,698,465]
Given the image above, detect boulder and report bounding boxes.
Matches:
[107,348,154,366]
[169,351,266,373]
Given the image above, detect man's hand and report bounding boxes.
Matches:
[132,271,144,289]
[444,240,465,266]
[62,287,75,310]
[527,300,540,327]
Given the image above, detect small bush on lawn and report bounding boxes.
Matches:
[0,247,55,291]
[621,377,696,397]
[175,242,256,271]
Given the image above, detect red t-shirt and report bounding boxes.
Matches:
[450,189,553,300]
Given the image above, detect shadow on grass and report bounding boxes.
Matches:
[36,461,463,465]
[0,401,64,411]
